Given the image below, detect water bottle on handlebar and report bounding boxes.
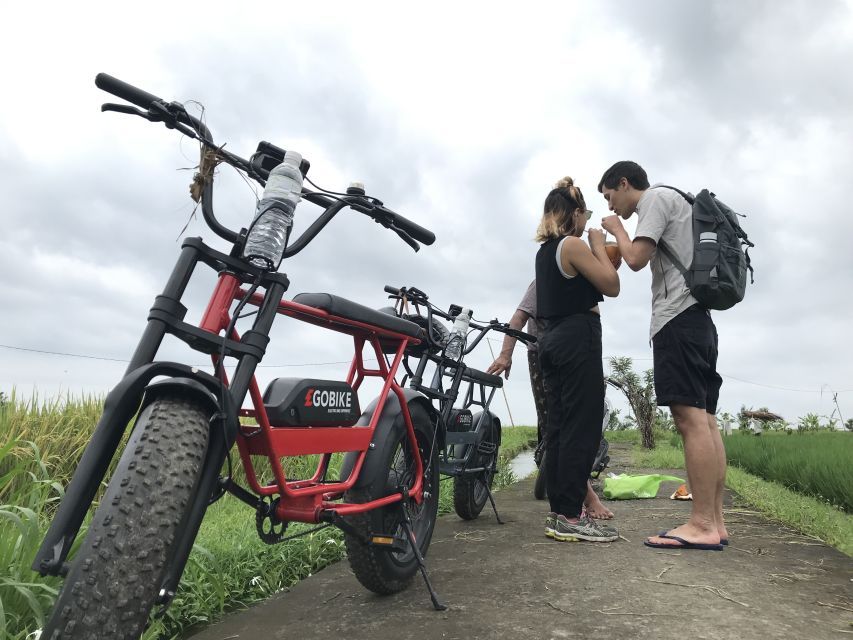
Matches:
[243,150,304,269]
[444,308,471,360]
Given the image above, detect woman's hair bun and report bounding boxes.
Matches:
[555,176,574,189]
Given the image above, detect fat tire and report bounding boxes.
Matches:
[343,403,439,595]
[42,394,210,640]
[533,450,547,500]
[452,417,498,520]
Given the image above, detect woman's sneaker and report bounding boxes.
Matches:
[545,512,558,538]
[553,514,618,542]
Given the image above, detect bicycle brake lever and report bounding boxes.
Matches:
[101,103,152,119]
[391,224,420,252]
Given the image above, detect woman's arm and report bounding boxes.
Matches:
[561,232,620,297]
[486,307,531,378]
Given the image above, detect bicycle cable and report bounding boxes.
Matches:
[210,273,264,503]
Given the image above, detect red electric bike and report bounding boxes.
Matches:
[34,74,446,640]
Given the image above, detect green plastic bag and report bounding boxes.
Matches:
[603,473,684,500]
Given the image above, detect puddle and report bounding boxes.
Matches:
[508,449,538,480]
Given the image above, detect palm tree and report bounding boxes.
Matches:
[607,357,656,449]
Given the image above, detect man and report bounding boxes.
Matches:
[599,161,727,550]
[486,280,614,520]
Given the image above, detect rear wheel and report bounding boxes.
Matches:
[452,415,499,520]
[42,394,210,640]
[343,403,439,595]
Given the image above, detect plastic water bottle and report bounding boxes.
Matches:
[243,150,303,269]
[444,308,471,360]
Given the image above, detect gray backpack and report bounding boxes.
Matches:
[657,186,754,311]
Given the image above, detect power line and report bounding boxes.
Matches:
[0,343,359,369]
[2,342,851,393]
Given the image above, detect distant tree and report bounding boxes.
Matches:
[605,407,623,431]
[844,418,853,432]
[654,408,675,432]
[797,413,821,433]
[608,357,656,449]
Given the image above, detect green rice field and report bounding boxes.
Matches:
[723,431,853,513]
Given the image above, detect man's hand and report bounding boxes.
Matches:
[487,354,512,379]
[601,215,625,236]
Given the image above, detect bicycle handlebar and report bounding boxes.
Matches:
[96,73,164,111]
[94,73,435,253]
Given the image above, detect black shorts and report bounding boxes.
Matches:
[652,305,722,413]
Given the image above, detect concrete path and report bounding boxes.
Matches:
[189,444,852,640]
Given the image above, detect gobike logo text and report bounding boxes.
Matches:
[456,415,473,425]
[304,388,353,410]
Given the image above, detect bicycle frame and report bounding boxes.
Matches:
[205,273,428,524]
[34,236,429,576]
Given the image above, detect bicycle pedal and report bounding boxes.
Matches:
[369,534,408,553]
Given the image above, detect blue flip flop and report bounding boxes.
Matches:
[645,533,724,551]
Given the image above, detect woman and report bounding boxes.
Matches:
[535,177,620,542]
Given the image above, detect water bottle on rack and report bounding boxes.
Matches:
[444,308,471,360]
[243,150,304,270]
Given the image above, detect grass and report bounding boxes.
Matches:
[723,432,852,512]
[629,438,853,557]
[0,438,77,640]
[725,465,853,557]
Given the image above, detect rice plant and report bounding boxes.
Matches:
[0,438,69,639]
[724,432,853,512]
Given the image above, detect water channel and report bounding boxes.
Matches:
[508,449,538,480]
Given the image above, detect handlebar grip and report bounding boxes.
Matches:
[384,209,435,245]
[95,73,164,109]
[384,285,402,295]
[515,329,537,344]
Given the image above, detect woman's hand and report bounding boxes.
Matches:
[487,354,513,378]
[587,227,606,249]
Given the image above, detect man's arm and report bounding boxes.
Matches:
[486,308,530,378]
[601,215,656,271]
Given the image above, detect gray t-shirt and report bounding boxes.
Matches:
[517,280,542,352]
[634,185,698,339]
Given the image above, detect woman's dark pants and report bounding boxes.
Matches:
[539,313,604,518]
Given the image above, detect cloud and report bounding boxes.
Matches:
[1,1,851,428]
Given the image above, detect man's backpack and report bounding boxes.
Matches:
[657,186,754,311]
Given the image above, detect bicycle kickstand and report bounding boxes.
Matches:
[483,481,505,525]
[398,503,447,611]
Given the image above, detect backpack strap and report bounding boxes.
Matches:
[657,184,695,205]
[653,185,691,277]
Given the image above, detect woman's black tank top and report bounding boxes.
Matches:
[535,237,603,319]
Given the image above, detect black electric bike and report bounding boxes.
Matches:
[381,285,536,520]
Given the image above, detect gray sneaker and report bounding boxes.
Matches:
[553,514,618,543]
[545,512,557,538]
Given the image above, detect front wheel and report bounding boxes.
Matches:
[452,415,499,520]
[42,394,211,640]
[343,403,439,595]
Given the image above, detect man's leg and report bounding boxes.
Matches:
[707,412,728,541]
[646,404,721,546]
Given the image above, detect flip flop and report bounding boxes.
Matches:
[644,534,724,551]
[658,530,728,546]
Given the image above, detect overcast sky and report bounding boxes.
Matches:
[2,0,852,429]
